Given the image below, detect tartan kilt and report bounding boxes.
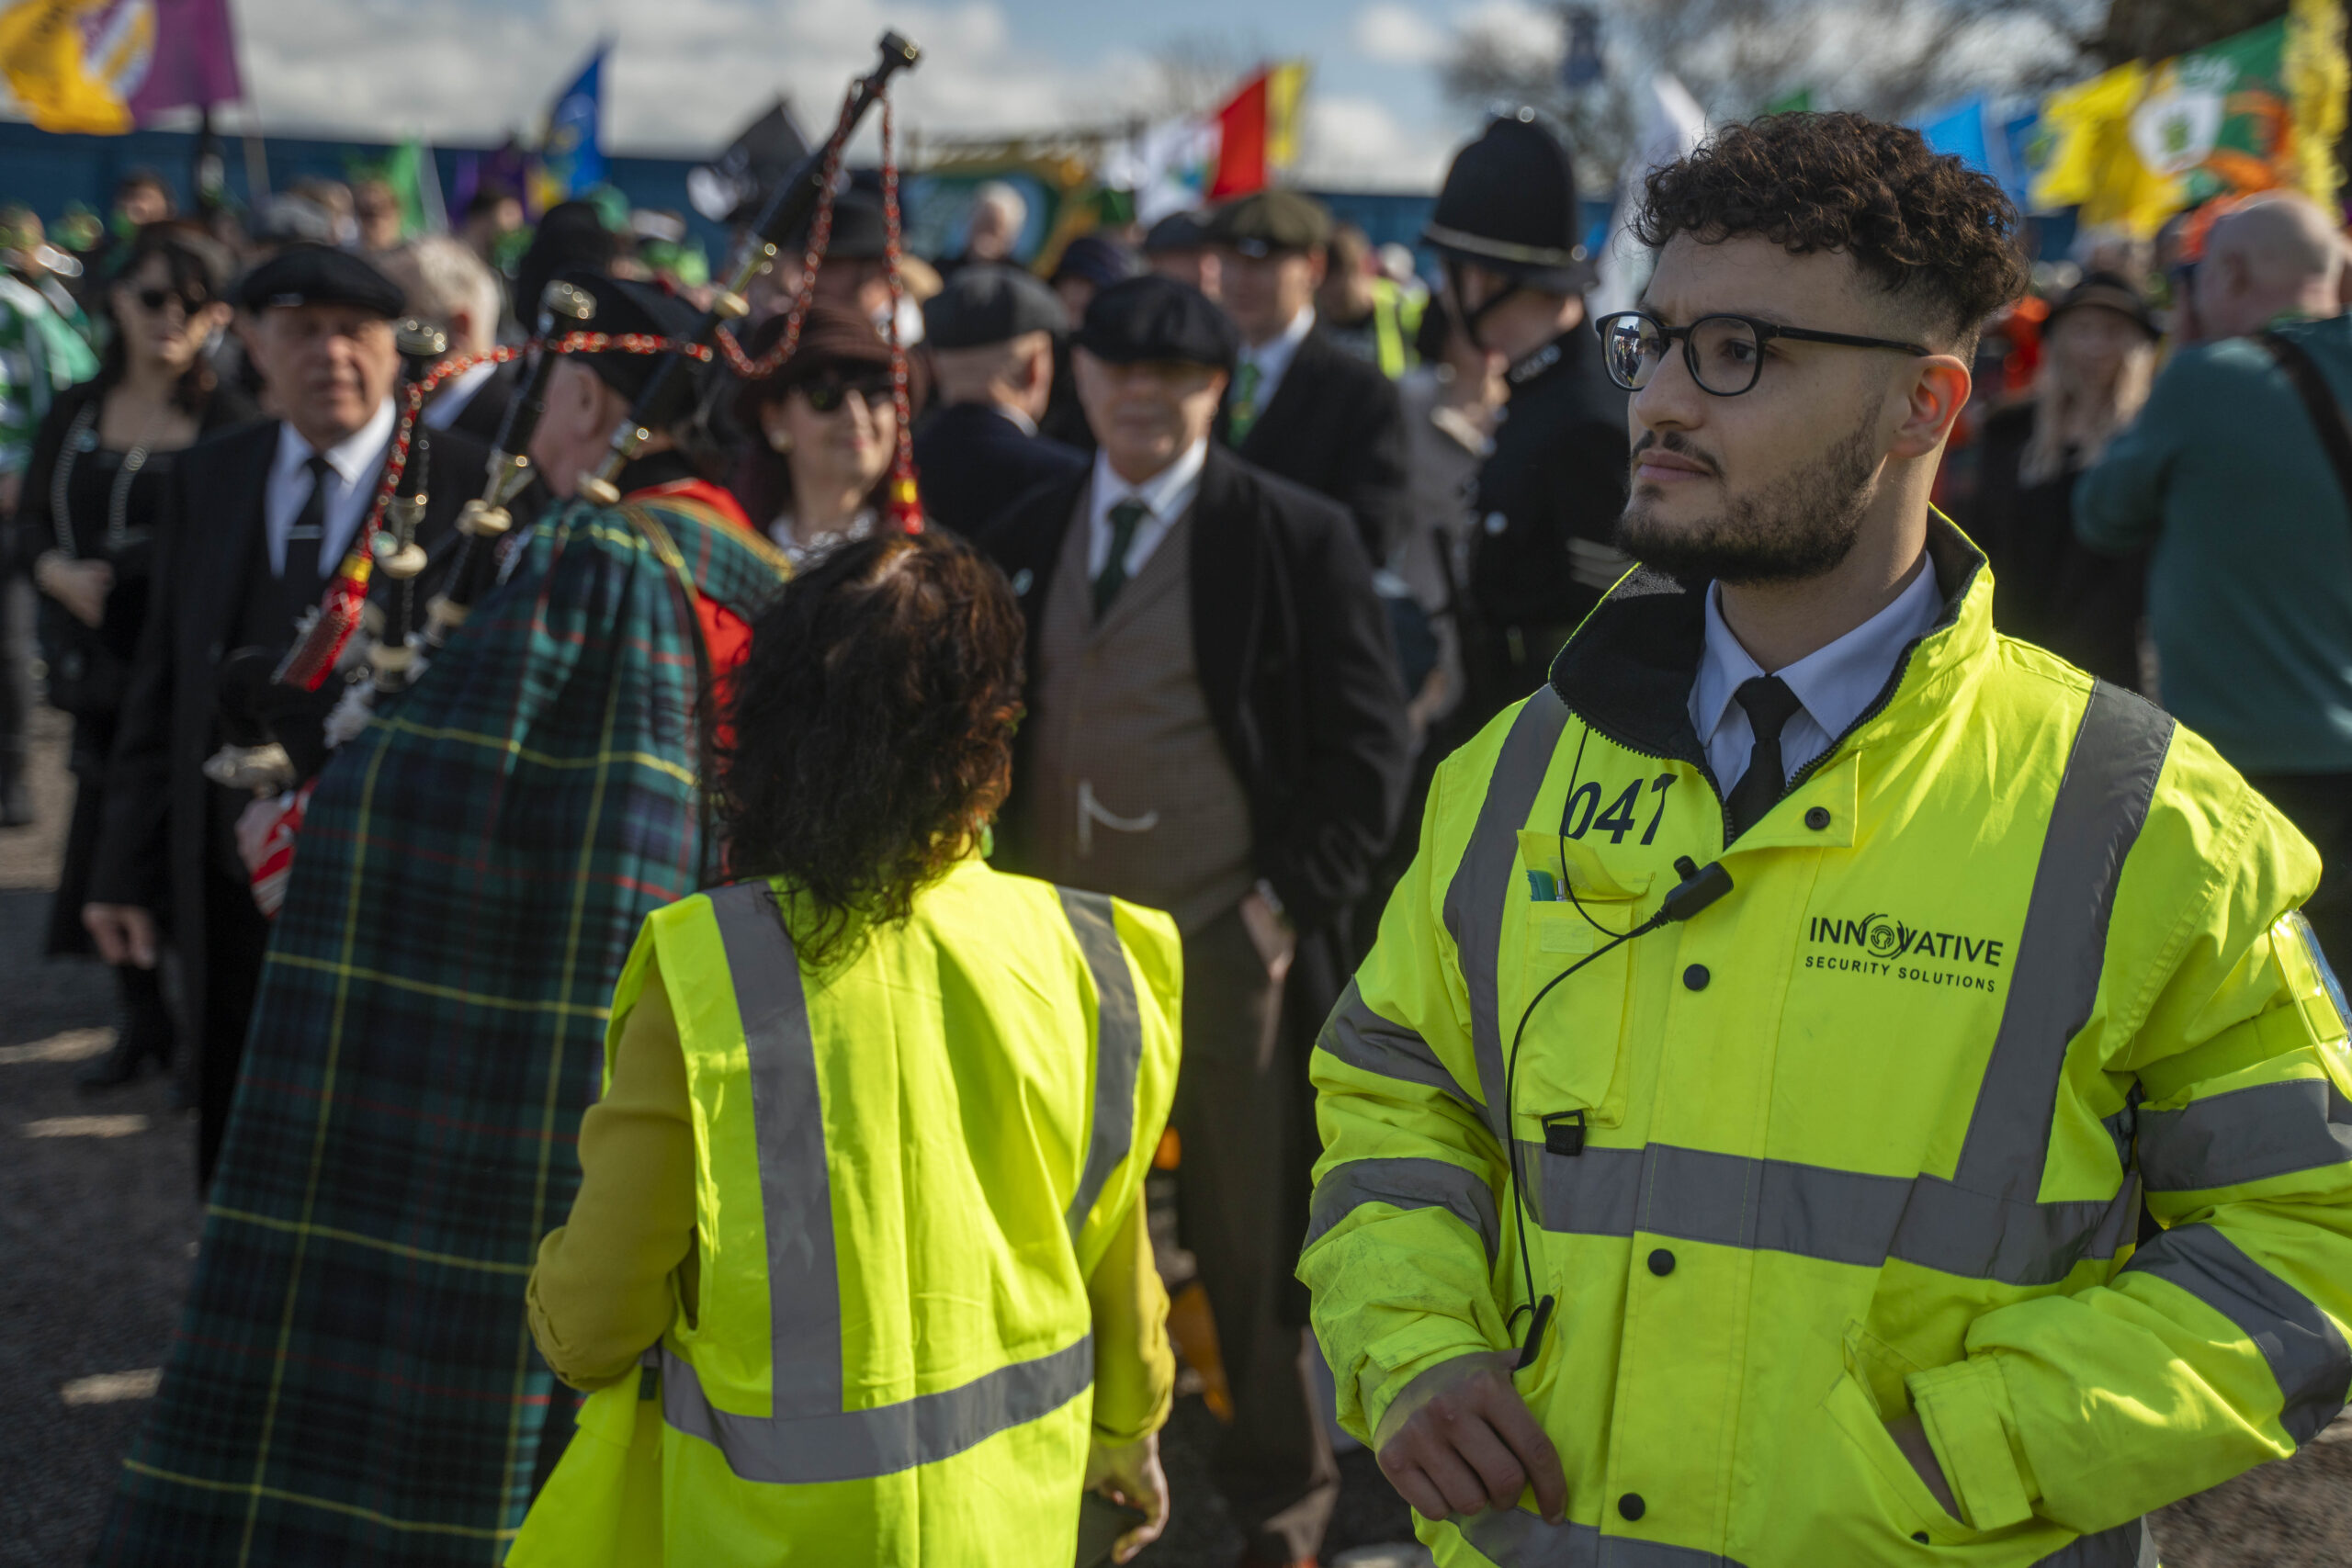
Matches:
[96,495,787,1565]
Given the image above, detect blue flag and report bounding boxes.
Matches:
[537,47,605,206]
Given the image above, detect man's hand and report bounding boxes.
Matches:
[1886,1412,1960,1517]
[1083,1431,1170,1562]
[83,903,159,969]
[1238,886,1295,984]
[36,552,113,628]
[1374,1349,1567,1525]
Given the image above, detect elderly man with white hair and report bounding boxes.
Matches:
[2077,189,2352,967]
[942,178,1028,278]
[378,232,515,439]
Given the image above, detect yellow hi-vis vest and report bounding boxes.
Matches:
[1301,518,2352,1567]
[515,860,1182,1565]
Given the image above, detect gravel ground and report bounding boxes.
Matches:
[2,698,2347,1568]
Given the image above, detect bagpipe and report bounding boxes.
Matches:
[201,30,924,803]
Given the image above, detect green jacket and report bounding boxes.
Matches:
[2075,313,2352,773]
[1303,518,2352,1565]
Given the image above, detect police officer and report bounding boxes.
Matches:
[1425,109,1629,729]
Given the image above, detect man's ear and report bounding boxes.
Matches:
[1888,353,1973,459]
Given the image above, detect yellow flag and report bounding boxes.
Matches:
[2287,0,2348,206]
[1264,60,1308,173]
[0,0,131,135]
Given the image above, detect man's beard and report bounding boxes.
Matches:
[1614,415,1882,587]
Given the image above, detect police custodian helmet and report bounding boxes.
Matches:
[1423,107,1594,293]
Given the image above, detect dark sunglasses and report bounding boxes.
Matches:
[132,286,203,315]
[797,375,894,413]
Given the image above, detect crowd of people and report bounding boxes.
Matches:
[3,95,2349,1568]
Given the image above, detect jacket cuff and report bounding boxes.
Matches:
[1906,1357,2041,1530]
[1359,1333,1501,1444]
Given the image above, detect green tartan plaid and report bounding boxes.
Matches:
[96,494,786,1566]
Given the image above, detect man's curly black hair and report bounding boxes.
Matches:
[718,530,1025,966]
[1634,111,2030,350]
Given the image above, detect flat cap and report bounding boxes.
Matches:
[233,243,404,317]
[922,265,1068,349]
[554,269,703,402]
[1074,275,1238,370]
[1049,233,1138,290]
[1205,190,1332,257]
[1142,210,1212,254]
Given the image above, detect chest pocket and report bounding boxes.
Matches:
[1512,830,1650,1131]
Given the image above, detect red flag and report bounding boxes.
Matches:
[1210,72,1269,199]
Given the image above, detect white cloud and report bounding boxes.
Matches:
[1295,94,1450,191]
[1456,0,1565,64]
[1351,3,1448,66]
[223,0,1153,156]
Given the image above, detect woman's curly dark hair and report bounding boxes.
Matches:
[1634,111,2029,350]
[718,530,1025,964]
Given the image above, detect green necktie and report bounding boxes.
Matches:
[1227,360,1261,446]
[1092,498,1150,618]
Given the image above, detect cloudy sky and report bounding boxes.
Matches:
[220,0,1559,190]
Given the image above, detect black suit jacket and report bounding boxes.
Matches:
[975,441,1409,940]
[911,401,1087,538]
[443,358,520,445]
[1217,325,1410,564]
[91,416,484,1019]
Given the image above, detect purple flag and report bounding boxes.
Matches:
[125,0,243,122]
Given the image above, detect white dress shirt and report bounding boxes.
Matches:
[265,398,396,576]
[1690,556,1942,793]
[422,359,497,432]
[1237,305,1316,412]
[1085,437,1207,581]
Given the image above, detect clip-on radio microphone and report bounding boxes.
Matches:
[1504,852,1733,1371]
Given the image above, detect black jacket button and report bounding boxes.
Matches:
[1618,1493,1645,1521]
[1805,806,1832,830]
[1647,1248,1675,1276]
[1912,1531,1930,1544]
[1682,964,1709,991]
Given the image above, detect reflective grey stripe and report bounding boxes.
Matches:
[2033,1519,2157,1568]
[658,1335,1093,1484]
[1952,681,2172,1199]
[1442,687,1569,1149]
[2139,1077,2352,1192]
[709,881,838,1412]
[1318,978,1479,1114]
[1456,1511,1741,1566]
[2123,1223,2352,1445]
[1057,886,1144,1238]
[1306,1156,1499,1264]
[1532,1141,2139,1285]
[693,882,1099,1485]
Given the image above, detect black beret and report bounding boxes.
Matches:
[233,243,404,317]
[1050,233,1138,289]
[1205,190,1332,257]
[1073,275,1238,371]
[555,269,703,402]
[922,265,1068,349]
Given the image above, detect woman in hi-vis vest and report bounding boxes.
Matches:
[514,531,1184,1567]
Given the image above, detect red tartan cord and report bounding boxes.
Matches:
[712,79,858,381]
[879,90,922,533]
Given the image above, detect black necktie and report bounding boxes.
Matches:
[1092,498,1150,617]
[282,453,335,586]
[1725,674,1805,839]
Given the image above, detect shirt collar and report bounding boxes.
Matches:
[1241,305,1315,370]
[1092,436,1207,522]
[989,400,1039,437]
[1691,554,1943,749]
[275,397,396,490]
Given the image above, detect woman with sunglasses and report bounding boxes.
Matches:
[24,222,254,1090]
[730,299,928,569]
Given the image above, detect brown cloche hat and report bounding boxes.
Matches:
[731,299,928,424]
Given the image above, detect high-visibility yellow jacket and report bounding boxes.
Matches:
[1301,518,2352,1567]
[514,862,1182,1566]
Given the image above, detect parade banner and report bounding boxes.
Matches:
[0,0,240,134]
[2025,0,2346,235]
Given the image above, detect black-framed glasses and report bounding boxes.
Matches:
[797,374,894,413]
[1594,310,1930,396]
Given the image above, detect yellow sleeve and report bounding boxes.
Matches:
[527,951,699,1392]
[1909,773,2352,1534]
[1086,1189,1175,1445]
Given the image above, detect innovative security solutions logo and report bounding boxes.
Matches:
[1805,912,2004,995]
